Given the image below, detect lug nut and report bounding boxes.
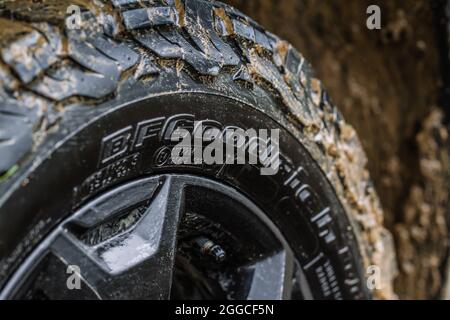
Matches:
[193,236,226,263]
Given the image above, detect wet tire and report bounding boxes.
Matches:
[0,0,395,299]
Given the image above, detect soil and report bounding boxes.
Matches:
[225,0,449,299]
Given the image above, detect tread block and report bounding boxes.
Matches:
[0,102,33,172]
[112,0,151,10]
[67,36,120,81]
[184,0,240,67]
[2,31,59,84]
[122,7,178,30]
[285,48,303,77]
[31,64,117,100]
[135,29,221,75]
[88,36,139,71]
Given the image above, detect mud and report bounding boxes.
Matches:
[0,0,94,23]
[395,110,450,299]
[0,18,34,47]
[226,0,448,298]
[0,0,446,299]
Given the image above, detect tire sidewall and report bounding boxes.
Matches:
[0,85,369,299]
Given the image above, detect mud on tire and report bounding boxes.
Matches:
[0,0,396,299]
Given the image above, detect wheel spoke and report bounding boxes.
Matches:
[4,174,302,300]
[50,176,184,299]
[246,249,294,300]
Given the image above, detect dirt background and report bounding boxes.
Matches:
[225,0,450,299]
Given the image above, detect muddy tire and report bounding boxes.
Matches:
[0,0,395,299]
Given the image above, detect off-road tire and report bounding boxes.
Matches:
[0,0,396,299]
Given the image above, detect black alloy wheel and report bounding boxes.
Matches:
[1,174,312,300]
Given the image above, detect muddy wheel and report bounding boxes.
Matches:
[0,0,395,300]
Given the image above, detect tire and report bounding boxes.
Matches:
[0,0,395,299]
